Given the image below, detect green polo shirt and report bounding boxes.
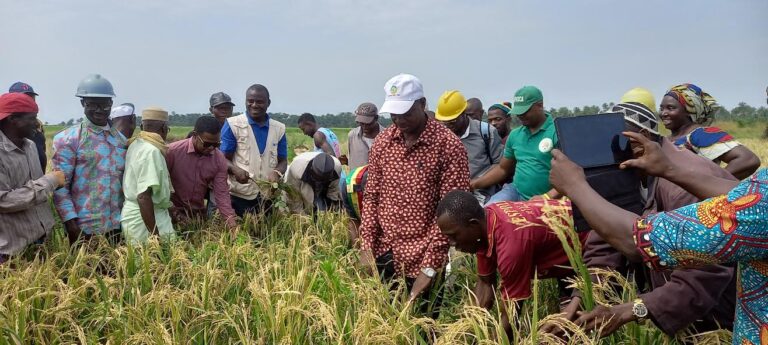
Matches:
[503,113,558,200]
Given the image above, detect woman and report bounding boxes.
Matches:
[661,83,760,179]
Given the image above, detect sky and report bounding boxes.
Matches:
[1,0,766,123]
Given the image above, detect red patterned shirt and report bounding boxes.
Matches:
[360,118,470,278]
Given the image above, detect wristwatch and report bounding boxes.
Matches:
[421,267,436,278]
[632,298,648,320]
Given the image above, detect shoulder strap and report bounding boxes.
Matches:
[480,121,492,164]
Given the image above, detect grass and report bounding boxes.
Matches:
[12,120,762,344]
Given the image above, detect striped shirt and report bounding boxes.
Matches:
[0,130,56,255]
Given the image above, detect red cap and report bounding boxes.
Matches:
[0,93,39,121]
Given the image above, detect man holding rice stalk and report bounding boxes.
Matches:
[549,127,768,344]
[552,90,737,339]
[220,84,288,217]
[358,73,470,316]
[435,190,588,338]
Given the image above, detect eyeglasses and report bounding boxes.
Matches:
[196,135,221,148]
[83,101,113,112]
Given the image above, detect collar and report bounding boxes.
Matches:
[84,118,111,132]
[525,113,553,135]
[185,137,198,154]
[460,122,471,139]
[246,113,271,128]
[481,207,498,258]
[390,117,437,148]
[0,129,25,152]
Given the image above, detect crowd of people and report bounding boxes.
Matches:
[0,73,766,344]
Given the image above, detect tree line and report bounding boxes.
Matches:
[53,102,768,128]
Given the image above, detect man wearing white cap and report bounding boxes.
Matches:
[121,107,175,244]
[358,73,470,315]
[110,103,137,140]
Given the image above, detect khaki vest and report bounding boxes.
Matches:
[226,114,286,200]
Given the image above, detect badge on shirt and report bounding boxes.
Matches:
[539,137,553,153]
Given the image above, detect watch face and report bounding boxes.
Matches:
[633,303,648,318]
[422,268,436,278]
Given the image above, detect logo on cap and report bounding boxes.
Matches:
[515,96,525,102]
[390,85,398,96]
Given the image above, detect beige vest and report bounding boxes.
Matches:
[226,114,286,200]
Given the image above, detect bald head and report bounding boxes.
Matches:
[465,98,484,121]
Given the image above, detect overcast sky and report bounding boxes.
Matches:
[1,0,766,123]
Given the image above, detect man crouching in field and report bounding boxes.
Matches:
[436,190,587,338]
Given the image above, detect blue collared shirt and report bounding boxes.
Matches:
[220,114,287,158]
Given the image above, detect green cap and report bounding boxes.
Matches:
[509,86,543,116]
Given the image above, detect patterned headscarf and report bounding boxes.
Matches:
[611,102,659,135]
[488,102,513,116]
[664,83,719,124]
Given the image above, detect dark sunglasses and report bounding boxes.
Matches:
[196,136,221,148]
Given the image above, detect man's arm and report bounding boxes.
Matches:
[51,132,83,242]
[0,173,61,213]
[137,188,157,235]
[641,265,735,335]
[418,141,471,275]
[358,144,383,274]
[213,154,238,228]
[472,156,515,190]
[314,131,336,157]
[717,145,760,180]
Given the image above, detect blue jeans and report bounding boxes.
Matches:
[485,183,522,205]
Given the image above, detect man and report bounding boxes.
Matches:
[166,116,237,228]
[0,93,65,263]
[284,152,342,214]
[9,82,46,171]
[436,190,587,338]
[471,86,557,203]
[340,164,369,245]
[435,90,502,204]
[220,84,288,217]
[487,102,513,145]
[465,97,484,121]
[347,102,385,170]
[209,92,235,128]
[548,133,767,345]
[53,74,127,245]
[121,107,175,245]
[110,103,137,139]
[297,113,341,157]
[550,100,737,338]
[358,73,470,314]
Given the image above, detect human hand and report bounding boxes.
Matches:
[549,149,587,197]
[541,296,582,335]
[232,166,250,184]
[619,132,676,178]
[49,170,66,188]
[358,249,376,277]
[575,303,635,338]
[338,154,349,166]
[408,272,434,303]
[63,219,84,246]
[472,279,496,310]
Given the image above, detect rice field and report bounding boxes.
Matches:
[6,120,763,344]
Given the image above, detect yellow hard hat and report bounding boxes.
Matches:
[435,90,468,121]
[620,87,657,113]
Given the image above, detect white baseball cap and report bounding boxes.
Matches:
[110,104,135,118]
[379,73,424,115]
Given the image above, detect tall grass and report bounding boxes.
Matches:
[0,207,733,344]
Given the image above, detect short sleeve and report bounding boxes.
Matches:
[277,133,288,159]
[503,133,516,160]
[220,121,237,154]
